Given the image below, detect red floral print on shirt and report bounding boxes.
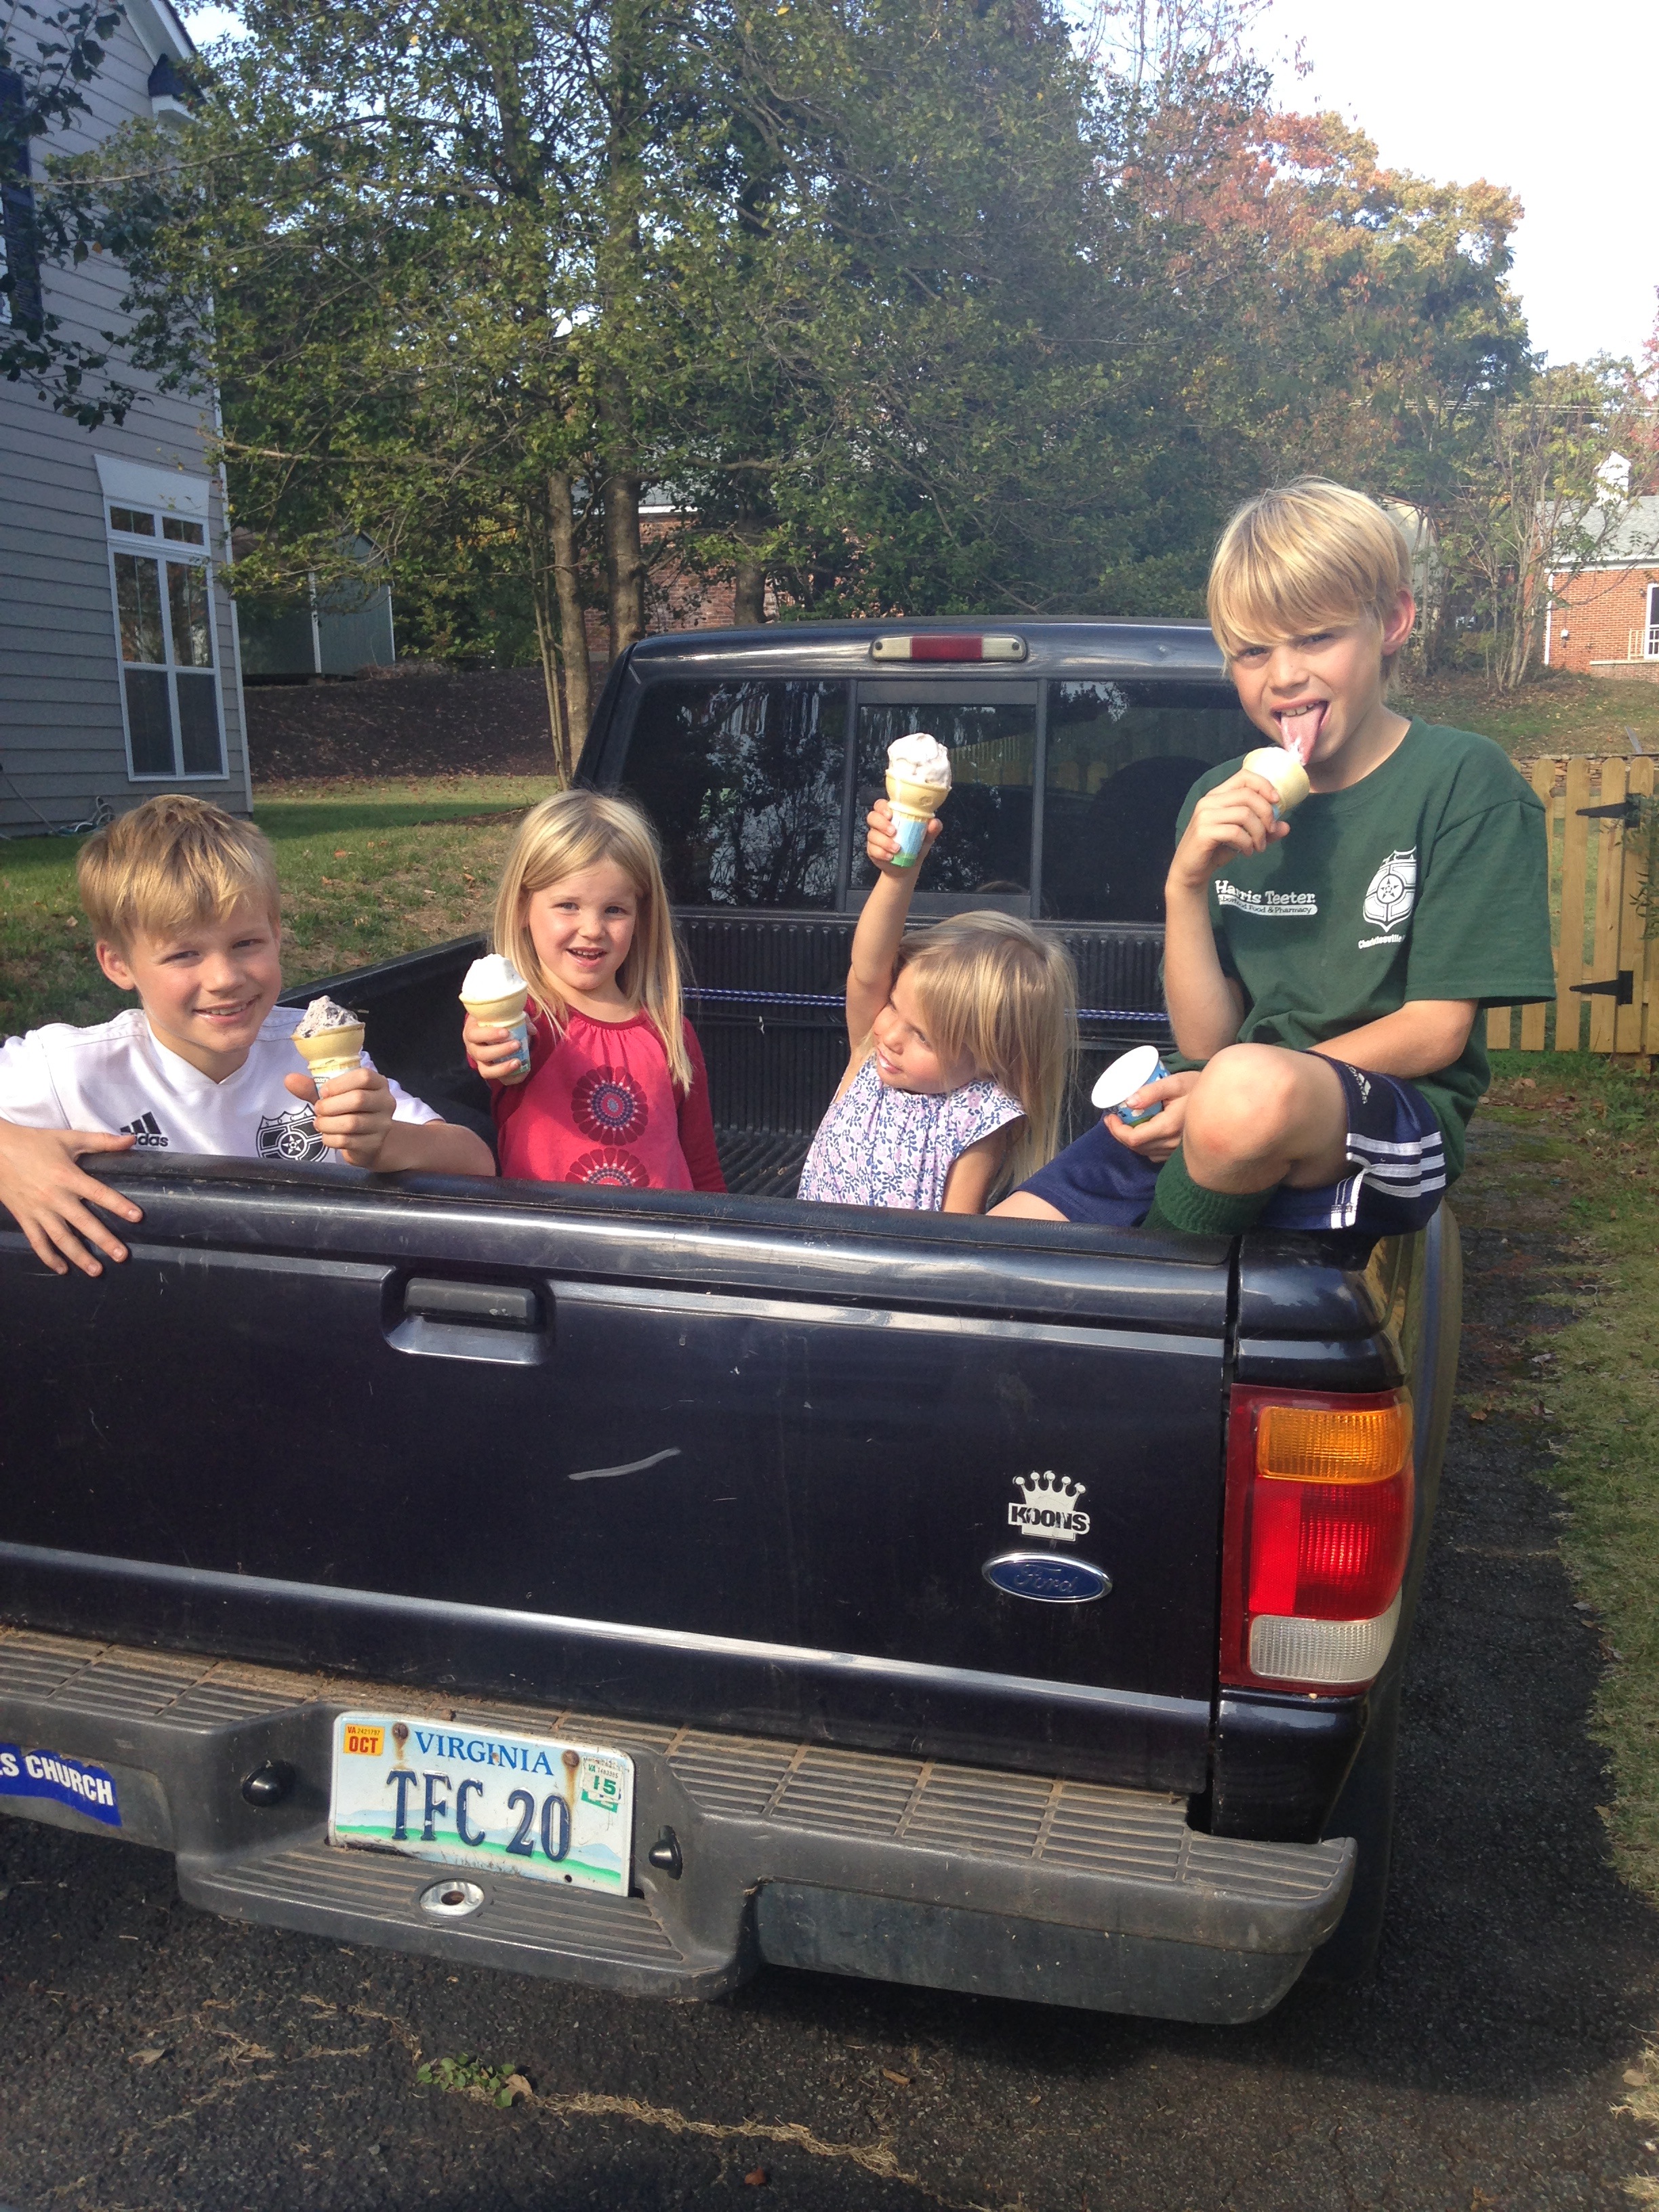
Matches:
[571,1065,649,1143]
[567,1147,649,1188]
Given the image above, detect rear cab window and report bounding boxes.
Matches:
[619,678,846,910]
[586,625,1252,1164]
[605,638,1248,925]
[1044,680,1251,922]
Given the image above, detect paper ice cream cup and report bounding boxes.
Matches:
[293,1024,366,1094]
[885,773,951,866]
[1092,1043,1168,1126]
[1243,746,1311,822]
[460,987,531,1084]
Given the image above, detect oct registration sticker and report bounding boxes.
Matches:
[329,1713,632,1895]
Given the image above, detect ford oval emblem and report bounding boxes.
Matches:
[983,1552,1111,1604]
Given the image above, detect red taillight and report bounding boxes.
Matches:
[1221,1387,1414,1694]
[869,633,1028,663]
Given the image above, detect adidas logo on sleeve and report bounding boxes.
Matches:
[118,1111,169,1147]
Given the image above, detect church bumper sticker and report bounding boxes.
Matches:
[0,1743,121,1825]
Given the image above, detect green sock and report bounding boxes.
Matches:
[1142,1148,1273,1237]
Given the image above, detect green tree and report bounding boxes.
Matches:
[0,0,137,424]
[35,0,1550,733]
[1440,363,1634,691]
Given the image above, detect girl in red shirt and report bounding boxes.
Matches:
[464,790,725,1193]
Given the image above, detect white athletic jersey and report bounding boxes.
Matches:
[0,1006,442,1170]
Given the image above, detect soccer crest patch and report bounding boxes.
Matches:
[255,1107,330,1166]
[1362,848,1418,930]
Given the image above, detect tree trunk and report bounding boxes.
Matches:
[548,469,590,745]
[733,551,766,626]
[602,455,646,659]
[531,569,571,783]
[595,3,647,667]
[525,494,571,784]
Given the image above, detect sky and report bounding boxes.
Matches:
[181,0,1652,369]
[1248,0,1658,369]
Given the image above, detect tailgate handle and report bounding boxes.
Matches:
[403,1277,543,1330]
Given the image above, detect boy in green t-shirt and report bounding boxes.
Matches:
[997,477,1556,1237]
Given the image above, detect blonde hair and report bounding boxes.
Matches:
[491,788,691,1092]
[77,793,279,951]
[893,913,1077,1192]
[1208,478,1414,666]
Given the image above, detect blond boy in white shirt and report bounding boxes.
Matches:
[0,794,493,1277]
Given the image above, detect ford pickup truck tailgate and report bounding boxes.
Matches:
[0,1160,1229,1793]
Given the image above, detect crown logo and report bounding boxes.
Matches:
[1013,1471,1086,1509]
[1008,1471,1090,1542]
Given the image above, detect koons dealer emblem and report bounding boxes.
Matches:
[1007,1470,1090,1542]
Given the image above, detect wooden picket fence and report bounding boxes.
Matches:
[1485,755,1657,1057]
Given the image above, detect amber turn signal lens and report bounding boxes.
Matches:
[1256,1398,1411,1486]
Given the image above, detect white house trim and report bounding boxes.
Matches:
[121,0,194,67]
[94,453,212,521]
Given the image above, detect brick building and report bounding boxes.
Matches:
[1544,493,1659,682]
[577,496,775,676]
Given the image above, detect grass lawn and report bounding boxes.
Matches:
[1458,1052,1659,1907]
[0,775,548,1038]
[1399,667,1659,756]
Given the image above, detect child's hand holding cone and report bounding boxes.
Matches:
[867,798,942,878]
[883,733,952,867]
[283,1063,398,1167]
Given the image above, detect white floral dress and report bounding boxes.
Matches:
[797,1054,1025,1211]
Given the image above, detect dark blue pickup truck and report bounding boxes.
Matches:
[0,620,1460,2022]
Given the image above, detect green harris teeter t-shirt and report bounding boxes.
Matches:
[1174,721,1556,1182]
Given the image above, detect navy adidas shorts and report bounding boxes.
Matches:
[1019,1058,1448,1235]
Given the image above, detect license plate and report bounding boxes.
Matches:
[329,1711,632,1895]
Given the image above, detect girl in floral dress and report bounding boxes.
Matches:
[464,790,724,1193]
[798,802,1076,1213]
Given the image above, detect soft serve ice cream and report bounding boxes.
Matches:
[291,994,365,1090]
[459,953,525,1004]
[884,733,953,868]
[1242,745,1311,821]
[459,952,532,1084]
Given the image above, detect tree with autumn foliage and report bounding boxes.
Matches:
[24,0,1579,750]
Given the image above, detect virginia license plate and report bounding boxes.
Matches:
[329,1711,633,1895]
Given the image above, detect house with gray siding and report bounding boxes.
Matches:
[0,0,249,836]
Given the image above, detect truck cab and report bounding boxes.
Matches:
[579,619,1250,1188]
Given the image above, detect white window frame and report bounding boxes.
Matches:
[94,455,226,783]
[1646,581,1659,661]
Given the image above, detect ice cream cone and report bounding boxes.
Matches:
[459,985,532,1084]
[884,771,951,867]
[1243,746,1311,821]
[293,1023,365,1092]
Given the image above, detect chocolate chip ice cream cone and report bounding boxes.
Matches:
[293,1022,365,1093]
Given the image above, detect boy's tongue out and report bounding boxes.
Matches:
[1277,702,1325,764]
